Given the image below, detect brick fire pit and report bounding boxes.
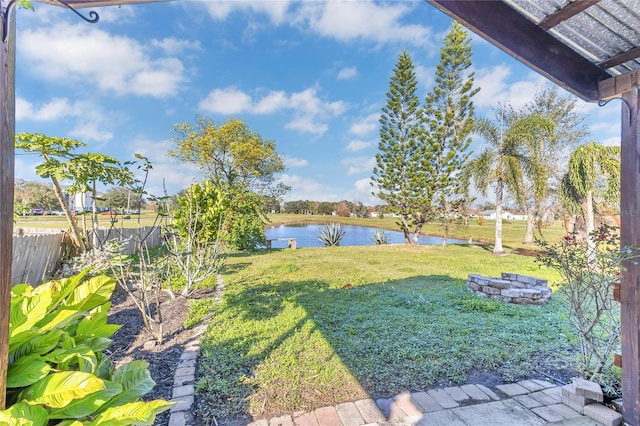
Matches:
[467,273,552,305]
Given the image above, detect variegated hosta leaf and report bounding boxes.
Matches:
[6,354,51,388]
[95,360,155,413]
[9,330,63,364]
[0,401,48,426]
[19,371,106,408]
[62,276,116,312]
[47,381,123,420]
[89,400,173,425]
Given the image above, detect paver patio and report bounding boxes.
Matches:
[243,379,620,426]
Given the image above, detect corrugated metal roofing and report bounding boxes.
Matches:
[506,0,640,76]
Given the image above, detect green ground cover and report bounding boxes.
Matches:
[191,244,578,421]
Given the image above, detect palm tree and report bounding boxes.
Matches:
[467,109,553,254]
[560,142,620,260]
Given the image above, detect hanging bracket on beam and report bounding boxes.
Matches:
[52,0,99,23]
[1,0,17,43]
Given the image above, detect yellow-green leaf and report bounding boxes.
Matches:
[19,371,106,408]
[48,381,122,419]
[62,276,116,312]
[89,400,173,425]
[7,354,51,388]
[0,401,48,426]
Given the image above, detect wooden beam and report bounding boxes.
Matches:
[36,0,171,8]
[598,46,640,70]
[621,86,640,426]
[0,1,15,410]
[599,71,639,100]
[426,0,611,102]
[538,0,601,31]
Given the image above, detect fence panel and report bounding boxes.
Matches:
[11,226,162,286]
[92,226,162,255]
[12,232,65,286]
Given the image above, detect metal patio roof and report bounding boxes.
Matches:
[427,0,640,102]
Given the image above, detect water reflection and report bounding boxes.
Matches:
[265,223,472,249]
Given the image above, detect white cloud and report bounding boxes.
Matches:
[280,173,338,201]
[124,138,201,196]
[349,113,379,137]
[473,65,511,108]
[16,97,114,143]
[202,1,291,25]
[293,2,432,46]
[337,66,357,80]
[601,136,621,146]
[16,98,35,121]
[19,23,187,98]
[199,86,348,135]
[473,65,547,110]
[198,87,253,114]
[93,6,138,24]
[200,1,432,47]
[285,156,309,168]
[415,64,435,91]
[150,37,202,55]
[345,177,380,205]
[341,156,375,175]
[346,140,373,152]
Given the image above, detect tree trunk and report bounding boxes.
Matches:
[523,203,535,244]
[50,175,86,252]
[494,179,505,255]
[400,216,412,244]
[91,181,99,249]
[585,189,596,265]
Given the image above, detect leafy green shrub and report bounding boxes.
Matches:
[537,225,638,394]
[317,223,345,246]
[0,271,172,424]
[371,229,391,245]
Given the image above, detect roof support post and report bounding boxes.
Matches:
[621,86,640,426]
[0,0,15,411]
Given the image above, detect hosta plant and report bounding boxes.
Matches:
[1,271,173,425]
[317,222,346,247]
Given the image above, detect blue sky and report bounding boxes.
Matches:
[14,1,620,204]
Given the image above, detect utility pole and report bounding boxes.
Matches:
[0,0,15,410]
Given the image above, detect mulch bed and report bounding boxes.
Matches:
[107,285,216,426]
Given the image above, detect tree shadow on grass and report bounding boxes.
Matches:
[195,274,575,422]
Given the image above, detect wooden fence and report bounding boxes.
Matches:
[11,226,162,286]
[12,232,65,286]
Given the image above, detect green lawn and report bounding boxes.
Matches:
[191,244,578,421]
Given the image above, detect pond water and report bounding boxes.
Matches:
[265,223,472,249]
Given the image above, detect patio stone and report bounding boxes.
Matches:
[427,388,459,408]
[444,386,472,402]
[411,391,443,413]
[394,392,422,416]
[496,383,529,397]
[335,402,365,426]
[518,380,547,392]
[460,384,491,401]
[269,414,293,426]
[315,406,342,426]
[355,399,385,423]
[293,412,318,426]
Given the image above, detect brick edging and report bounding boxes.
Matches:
[168,274,225,426]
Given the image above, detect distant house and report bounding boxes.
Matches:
[71,191,92,213]
[482,210,527,220]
